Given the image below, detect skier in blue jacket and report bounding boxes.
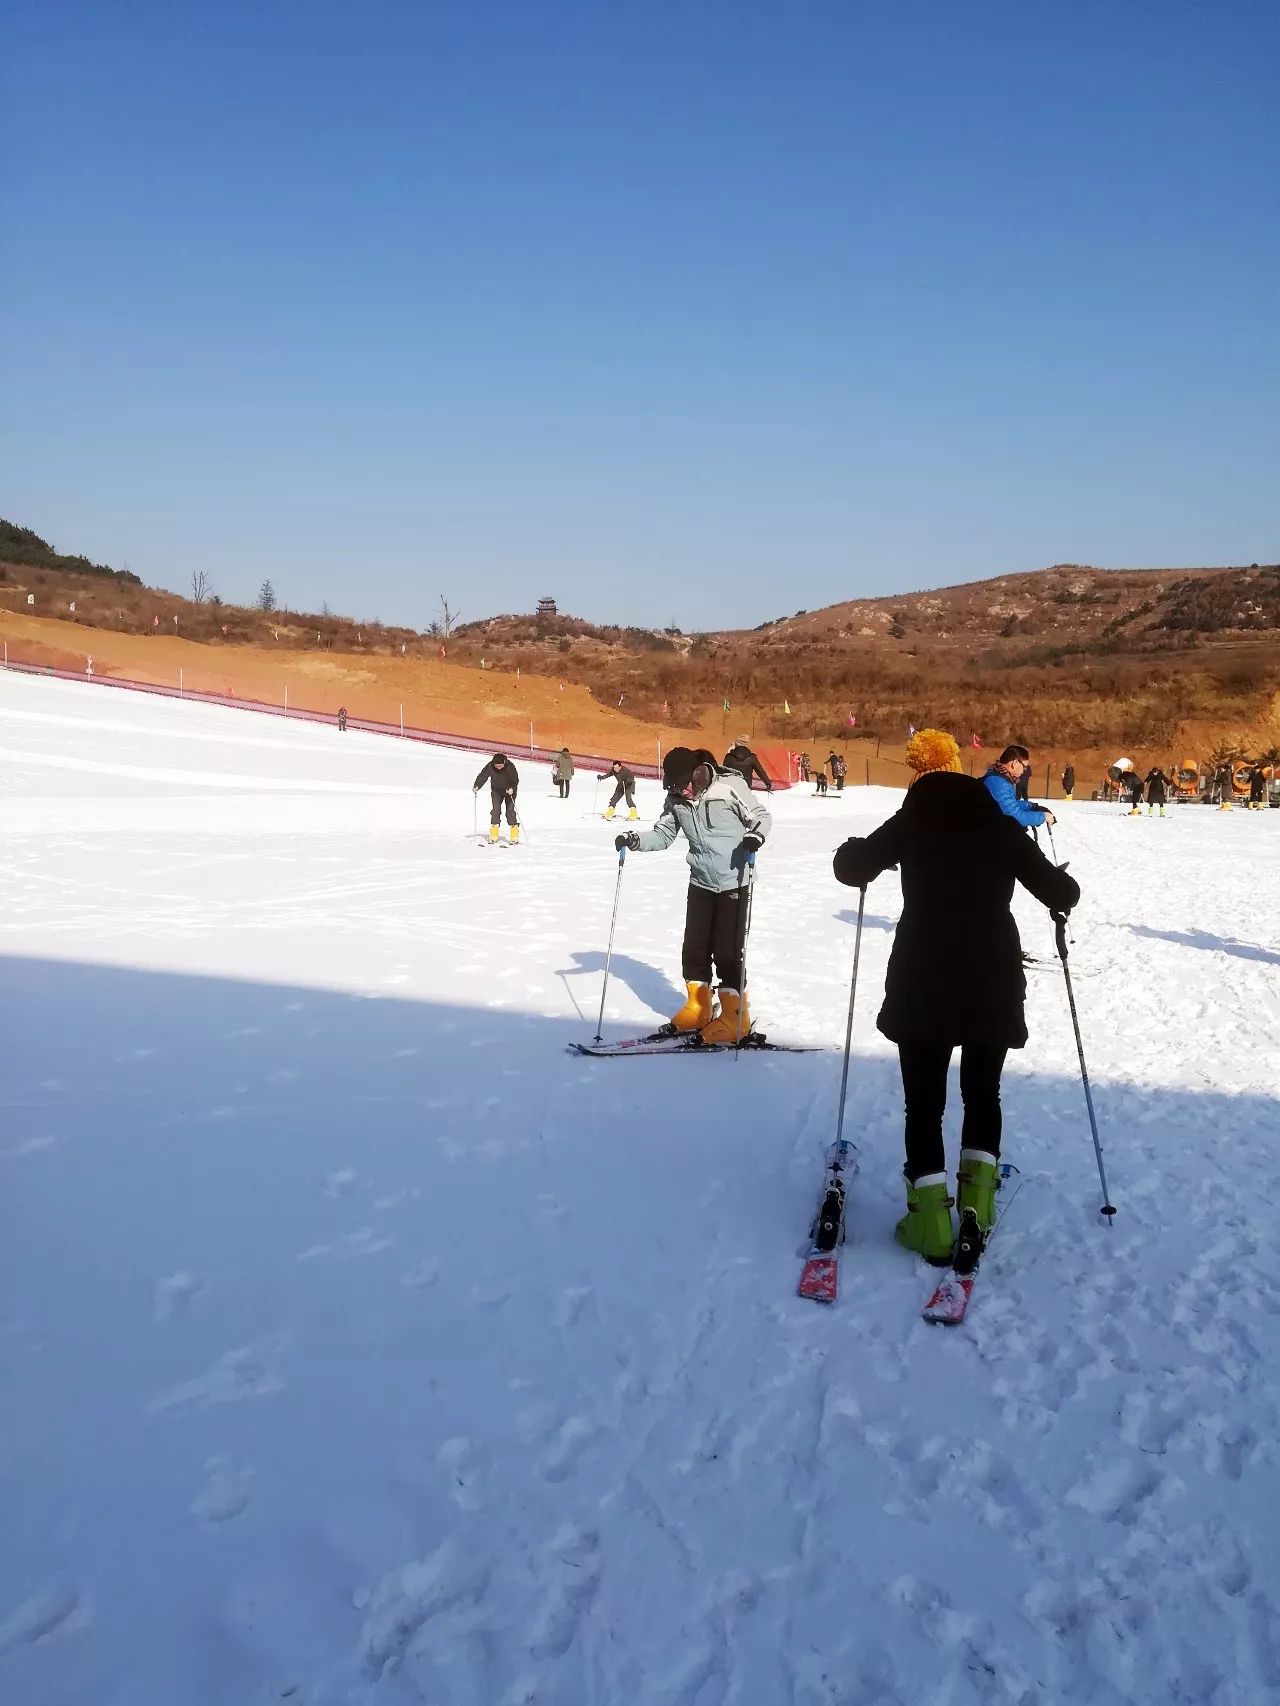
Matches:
[982,745,1055,831]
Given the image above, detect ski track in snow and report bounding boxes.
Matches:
[2,670,1280,1705]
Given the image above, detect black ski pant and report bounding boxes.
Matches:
[898,1040,1009,1181]
[815,774,827,794]
[608,780,636,810]
[489,789,518,826]
[556,778,571,798]
[681,885,747,991]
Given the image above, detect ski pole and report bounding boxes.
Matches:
[734,849,756,1053]
[833,888,865,1153]
[593,845,627,1042]
[511,793,529,844]
[472,790,477,838]
[1053,911,1116,1221]
[1046,820,1060,864]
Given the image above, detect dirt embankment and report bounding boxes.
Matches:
[0,610,1257,799]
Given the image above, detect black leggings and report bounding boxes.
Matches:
[490,791,518,826]
[898,1041,1009,1180]
[556,779,571,797]
[681,886,746,989]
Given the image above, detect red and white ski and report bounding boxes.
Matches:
[797,1138,856,1304]
[921,1163,1022,1327]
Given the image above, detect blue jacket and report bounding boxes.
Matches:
[982,767,1047,829]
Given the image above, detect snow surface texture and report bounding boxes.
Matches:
[3,671,1280,1706]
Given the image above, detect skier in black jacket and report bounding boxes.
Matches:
[832,727,1079,1265]
[474,753,520,843]
[1249,765,1267,811]
[1144,767,1169,818]
[827,752,846,792]
[604,760,637,821]
[722,741,773,792]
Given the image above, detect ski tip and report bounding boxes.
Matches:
[798,1256,838,1304]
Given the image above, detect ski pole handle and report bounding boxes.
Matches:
[1053,911,1070,962]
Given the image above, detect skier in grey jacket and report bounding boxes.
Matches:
[616,746,771,1044]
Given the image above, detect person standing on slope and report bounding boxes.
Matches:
[552,747,574,799]
[982,745,1055,831]
[722,739,773,792]
[827,751,846,792]
[337,706,348,733]
[1061,763,1075,801]
[474,752,521,843]
[1125,770,1145,816]
[1144,766,1169,817]
[604,759,638,821]
[832,729,1080,1265]
[1249,764,1267,811]
[615,746,771,1045]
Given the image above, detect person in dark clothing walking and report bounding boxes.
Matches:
[337,706,347,732]
[473,752,521,843]
[616,747,770,1044]
[1062,764,1075,801]
[1144,766,1169,817]
[832,728,1079,1264]
[827,752,846,791]
[1249,765,1267,810]
[722,740,773,791]
[552,748,574,798]
[604,760,637,821]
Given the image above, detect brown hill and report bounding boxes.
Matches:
[3,519,1278,783]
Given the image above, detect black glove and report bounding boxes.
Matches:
[741,833,764,853]
[615,832,640,852]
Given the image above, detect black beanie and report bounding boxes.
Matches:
[662,747,697,791]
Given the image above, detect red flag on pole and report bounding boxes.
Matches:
[847,711,857,727]
[972,733,982,749]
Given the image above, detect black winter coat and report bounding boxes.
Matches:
[722,745,772,790]
[1144,768,1168,803]
[474,758,520,794]
[833,772,1080,1048]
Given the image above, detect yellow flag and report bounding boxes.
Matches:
[784,699,791,715]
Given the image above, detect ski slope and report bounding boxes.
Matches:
[3,670,1279,1706]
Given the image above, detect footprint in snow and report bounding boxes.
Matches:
[0,1586,85,1655]
[153,1270,204,1323]
[190,1456,252,1524]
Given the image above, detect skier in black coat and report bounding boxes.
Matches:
[1144,767,1169,817]
[474,753,520,842]
[832,728,1079,1265]
[722,741,773,791]
[1125,771,1145,816]
[1061,764,1075,800]
[1249,765,1267,810]
[604,760,637,821]
[827,752,846,791]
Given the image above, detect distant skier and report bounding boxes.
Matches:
[553,747,574,799]
[799,752,812,782]
[1249,765,1267,811]
[814,767,828,795]
[337,706,348,732]
[1015,766,1031,803]
[1214,761,1234,810]
[832,728,1080,1265]
[1144,766,1169,817]
[604,760,637,821]
[982,745,1054,831]
[1061,763,1075,801]
[722,739,773,792]
[1125,771,1145,816]
[614,747,770,1045]
[827,752,846,792]
[474,752,520,843]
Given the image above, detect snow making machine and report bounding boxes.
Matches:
[1171,758,1202,802]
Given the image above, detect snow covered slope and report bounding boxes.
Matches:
[2,671,1279,1706]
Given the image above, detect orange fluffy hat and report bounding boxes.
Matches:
[904,728,962,780]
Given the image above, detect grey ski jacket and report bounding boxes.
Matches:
[633,771,771,893]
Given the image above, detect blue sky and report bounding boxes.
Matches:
[2,0,1276,631]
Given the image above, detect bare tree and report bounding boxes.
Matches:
[257,579,278,613]
[190,570,213,604]
[438,594,461,638]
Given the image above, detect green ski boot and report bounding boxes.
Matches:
[894,1172,955,1267]
[956,1149,1001,1235]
